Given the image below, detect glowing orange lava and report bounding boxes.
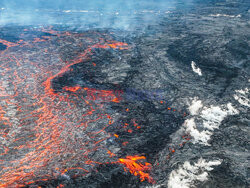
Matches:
[0,27,189,187]
[118,156,155,183]
[0,28,131,187]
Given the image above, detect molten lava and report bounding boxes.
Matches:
[0,28,131,187]
[0,26,189,187]
[118,156,155,183]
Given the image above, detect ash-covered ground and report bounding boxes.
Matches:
[0,0,249,188]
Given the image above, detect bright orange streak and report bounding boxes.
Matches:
[0,28,189,187]
[94,42,128,50]
[63,86,81,92]
[43,41,128,97]
[118,156,155,183]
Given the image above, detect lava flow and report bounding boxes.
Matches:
[0,27,188,187]
[0,27,154,187]
[117,156,155,183]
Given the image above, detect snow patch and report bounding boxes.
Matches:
[145,184,164,188]
[191,61,202,76]
[234,88,250,107]
[168,158,222,188]
[184,99,238,145]
[185,118,212,145]
[188,98,203,115]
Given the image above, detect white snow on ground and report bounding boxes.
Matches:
[188,98,203,115]
[184,99,239,145]
[234,88,250,107]
[145,184,164,188]
[167,98,240,187]
[185,118,212,145]
[209,14,241,18]
[168,158,222,188]
[191,61,202,76]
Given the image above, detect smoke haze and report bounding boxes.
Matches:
[0,0,193,30]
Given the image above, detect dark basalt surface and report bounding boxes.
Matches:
[0,42,7,51]
[0,0,249,188]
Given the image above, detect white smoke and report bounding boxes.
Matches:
[209,14,241,18]
[0,0,176,29]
